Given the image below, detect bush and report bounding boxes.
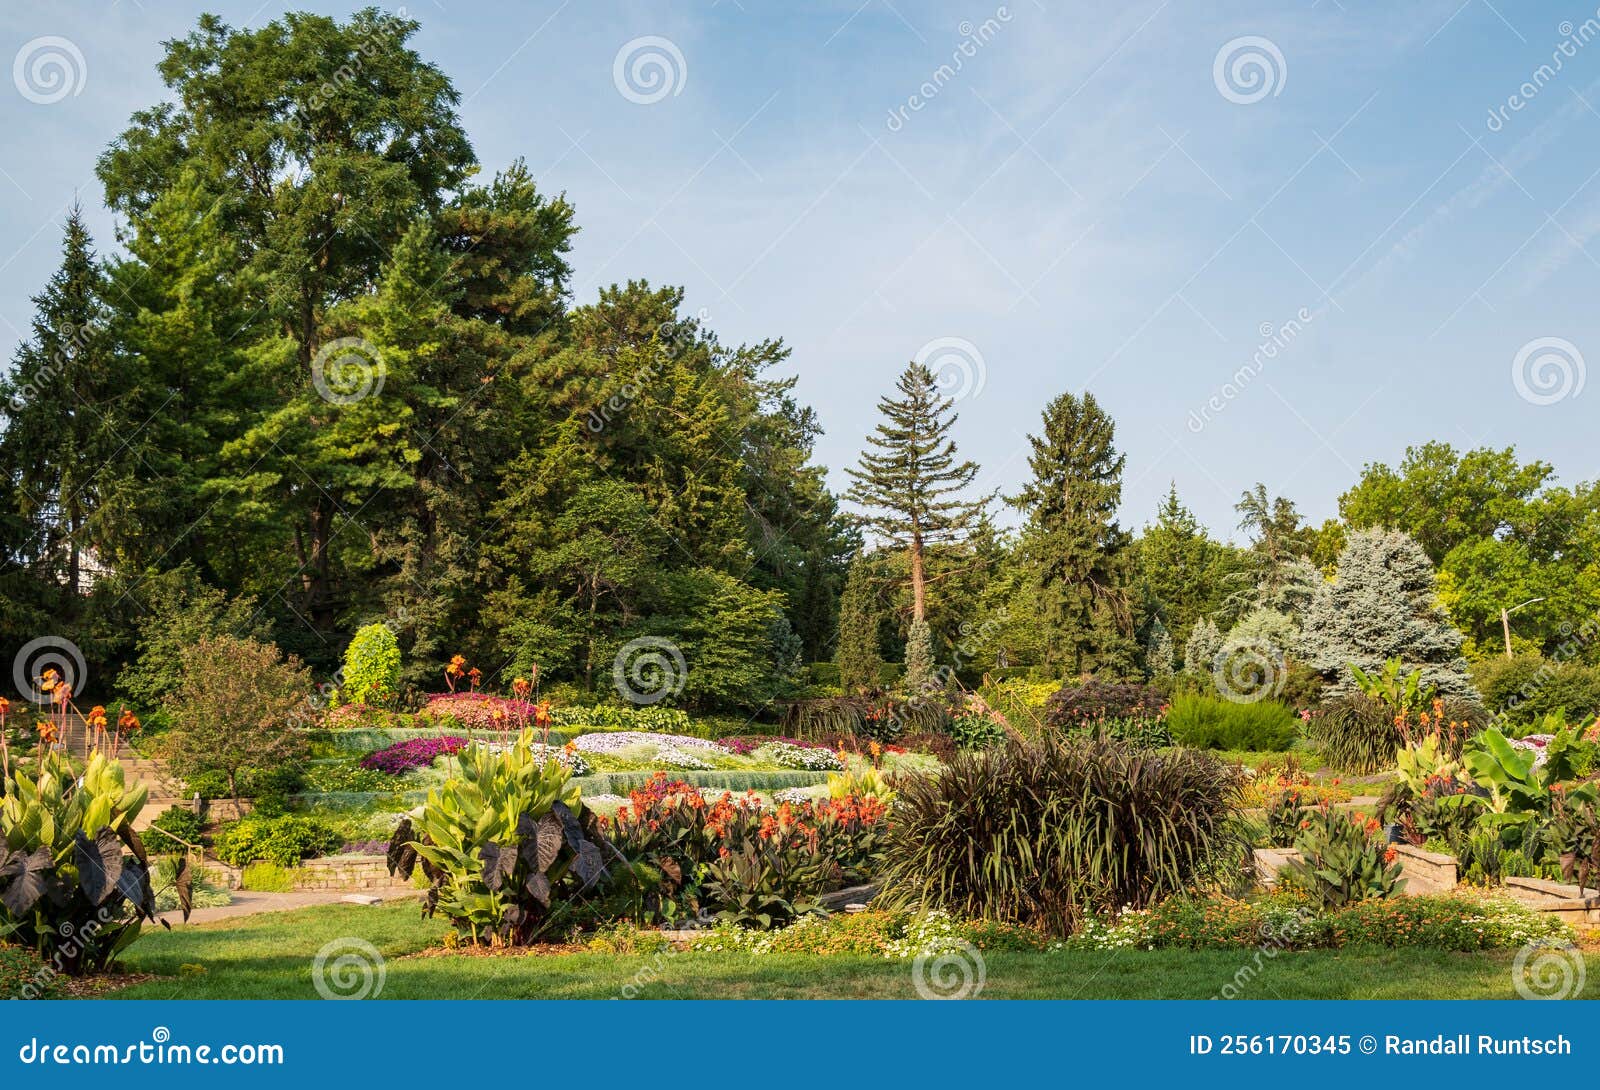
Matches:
[386,731,613,945]
[947,712,1007,750]
[1474,654,1600,727]
[240,862,297,892]
[877,736,1247,935]
[212,814,341,867]
[299,760,395,793]
[1042,680,1165,729]
[1165,693,1298,751]
[342,622,401,706]
[0,749,162,974]
[143,805,205,854]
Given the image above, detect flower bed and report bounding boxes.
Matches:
[359,736,468,775]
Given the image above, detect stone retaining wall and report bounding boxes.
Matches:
[289,854,411,891]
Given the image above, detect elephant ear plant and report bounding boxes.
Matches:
[387,730,611,945]
[0,746,190,975]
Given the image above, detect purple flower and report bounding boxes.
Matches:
[359,735,467,775]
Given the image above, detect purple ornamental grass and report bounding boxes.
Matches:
[359,735,467,775]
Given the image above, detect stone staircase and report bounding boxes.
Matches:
[51,711,195,833]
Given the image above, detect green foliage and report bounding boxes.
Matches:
[1183,618,1224,678]
[387,731,609,944]
[1305,695,1398,773]
[342,623,401,706]
[947,712,1007,750]
[1279,807,1405,909]
[239,862,297,893]
[162,635,312,802]
[1008,390,1135,675]
[835,552,885,692]
[143,805,205,855]
[0,944,60,999]
[1350,657,1437,718]
[1473,654,1600,727]
[0,749,161,973]
[877,736,1247,935]
[1166,693,1298,751]
[118,565,269,709]
[212,814,341,868]
[1265,787,1310,848]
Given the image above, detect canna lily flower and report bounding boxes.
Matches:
[35,720,58,746]
[511,677,532,699]
[118,708,141,733]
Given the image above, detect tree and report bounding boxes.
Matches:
[846,362,988,632]
[162,635,312,804]
[0,207,120,602]
[118,564,269,708]
[1299,529,1475,697]
[835,553,885,691]
[903,618,936,691]
[1339,443,1554,564]
[1145,618,1175,679]
[1009,390,1134,675]
[1183,617,1223,677]
[1134,483,1226,647]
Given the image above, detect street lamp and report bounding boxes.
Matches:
[1500,597,1545,658]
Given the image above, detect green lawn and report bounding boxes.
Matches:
[96,903,1589,1000]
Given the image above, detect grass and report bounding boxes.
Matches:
[98,903,1592,1000]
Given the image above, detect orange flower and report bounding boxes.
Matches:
[0,696,10,717]
[511,677,532,699]
[35,720,58,745]
[88,704,108,731]
[118,708,141,733]
[446,655,467,678]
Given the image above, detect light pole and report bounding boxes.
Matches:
[1500,597,1545,658]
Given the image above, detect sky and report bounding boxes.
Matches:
[1,0,1597,542]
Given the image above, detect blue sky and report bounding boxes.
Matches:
[2,0,1597,541]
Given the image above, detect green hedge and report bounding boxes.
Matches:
[1166,693,1299,751]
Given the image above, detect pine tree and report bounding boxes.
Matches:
[835,552,885,691]
[845,361,987,649]
[1300,529,1475,697]
[1136,482,1222,647]
[1184,617,1223,676]
[1009,390,1134,675]
[0,207,119,600]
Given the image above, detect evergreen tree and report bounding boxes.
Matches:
[903,618,936,691]
[1145,618,1175,679]
[1134,482,1224,647]
[0,207,119,602]
[1300,529,1475,697]
[845,362,987,629]
[835,552,885,691]
[1183,617,1223,677]
[1009,390,1134,675]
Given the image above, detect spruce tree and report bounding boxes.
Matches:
[0,207,118,600]
[1136,482,1221,647]
[845,361,987,658]
[903,618,936,691]
[1145,618,1175,679]
[1009,390,1134,675]
[1300,529,1475,697]
[835,552,885,690]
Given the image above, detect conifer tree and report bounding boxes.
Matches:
[1145,617,1175,679]
[1183,617,1223,677]
[1300,529,1474,697]
[845,362,988,628]
[835,552,885,691]
[1009,390,1134,675]
[0,207,119,600]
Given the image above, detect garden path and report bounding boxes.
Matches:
[157,888,423,927]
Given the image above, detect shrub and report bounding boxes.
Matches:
[240,862,297,892]
[947,712,1008,750]
[1165,693,1298,751]
[386,731,612,945]
[1042,680,1165,729]
[143,805,205,855]
[342,622,401,706]
[877,736,1247,935]
[300,760,395,793]
[898,731,957,762]
[162,635,311,803]
[1279,805,1405,909]
[1264,787,1310,848]
[0,749,164,974]
[212,814,341,867]
[1474,654,1600,728]
[1056,714,1174,749]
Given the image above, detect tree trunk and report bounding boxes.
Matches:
[909,529,926,623]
